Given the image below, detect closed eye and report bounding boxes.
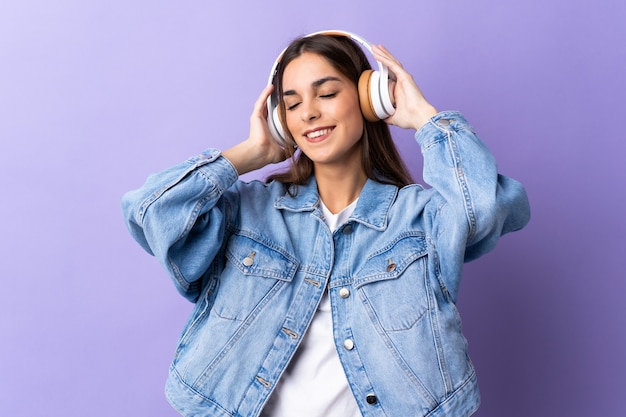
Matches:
[284,90,338,111]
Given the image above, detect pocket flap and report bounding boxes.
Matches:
[355,233,428,288]
[226,234,298,281]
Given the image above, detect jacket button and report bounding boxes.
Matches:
[339,288,350,298]
[343,339,354,350]
[243,251,256,266]
[342,225,353,235]
[366,394,378,405]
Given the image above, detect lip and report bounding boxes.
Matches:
[302,126,335,142]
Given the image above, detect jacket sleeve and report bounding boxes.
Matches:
[121,149,239,302]
[415,111,530,298]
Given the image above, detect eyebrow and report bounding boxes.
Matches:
[282,76,343,97]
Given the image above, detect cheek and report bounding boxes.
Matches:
[341,104,365,138]
[338,93,364,129]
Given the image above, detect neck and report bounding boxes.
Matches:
[314,161,367,214]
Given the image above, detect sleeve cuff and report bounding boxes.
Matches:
[188,148,239,193]
[414,111,472,148]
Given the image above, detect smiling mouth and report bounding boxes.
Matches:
[305,127,334,139]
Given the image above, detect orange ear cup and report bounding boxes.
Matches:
[358,69,379,122]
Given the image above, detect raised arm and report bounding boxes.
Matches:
[374,44,530,298]
[121,86,288,301]
[122,151,239,302]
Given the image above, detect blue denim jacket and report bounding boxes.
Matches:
[122,111,530,417]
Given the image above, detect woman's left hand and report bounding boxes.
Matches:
[372,44,438,131]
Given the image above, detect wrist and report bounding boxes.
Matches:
[411,104,438,131]
[222,140,267,175]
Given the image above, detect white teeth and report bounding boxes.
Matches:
[306,128,332,139]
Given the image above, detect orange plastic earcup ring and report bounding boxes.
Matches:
[358,69,379,122]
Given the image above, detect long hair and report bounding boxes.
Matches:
[266,34,413,190]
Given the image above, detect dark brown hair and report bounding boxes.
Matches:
[266,34,413,190]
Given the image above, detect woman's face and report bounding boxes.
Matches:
[281,52,364,169]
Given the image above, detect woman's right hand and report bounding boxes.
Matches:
[222,85,288,175]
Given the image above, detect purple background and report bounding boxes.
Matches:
[1,1,624,416]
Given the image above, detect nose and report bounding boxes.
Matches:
[300,99,320,122]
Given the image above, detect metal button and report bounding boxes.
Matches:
[256,376,271,388]
[438,118,450,126]
[386,258,396,272]
[339,288,350,298]
[343,339,354,350]
[243,251,255,266]
[342,224,353,235]
[366,394,378,405]
[282,327,299,339]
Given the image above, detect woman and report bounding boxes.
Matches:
[122,32,530,417]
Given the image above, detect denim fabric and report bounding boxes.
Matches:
[122,111,530,417]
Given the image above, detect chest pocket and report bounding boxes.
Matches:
[355,233,430,332]
[215,233,298,321]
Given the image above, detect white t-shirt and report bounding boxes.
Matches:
[261,199,361,417]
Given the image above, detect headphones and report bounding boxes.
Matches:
[266,30,396,147]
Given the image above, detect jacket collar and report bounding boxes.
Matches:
[274,177,398,231]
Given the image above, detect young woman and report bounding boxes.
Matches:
[122,31,530,417]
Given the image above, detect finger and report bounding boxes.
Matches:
[372,45,408,82]
[253,84,274,115]
[372,44,402,67]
